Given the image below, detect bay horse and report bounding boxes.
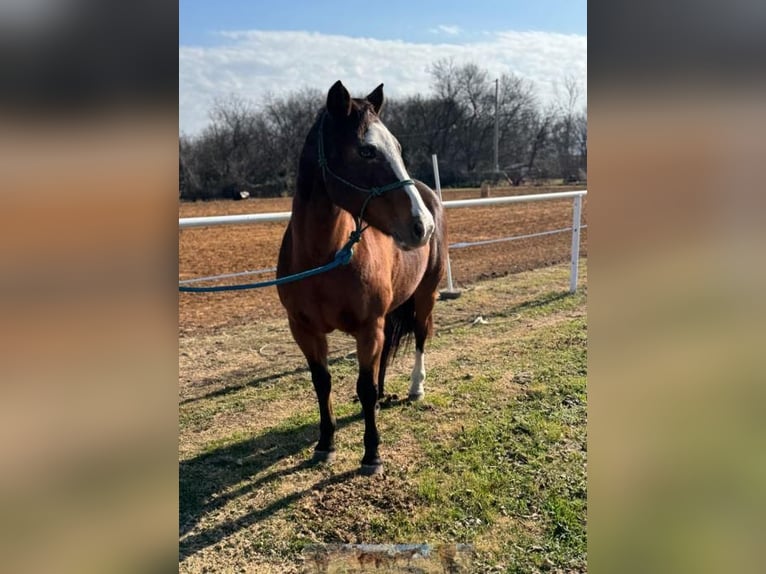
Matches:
[276,81,447,475]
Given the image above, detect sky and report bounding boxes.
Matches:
[179,0,587,135]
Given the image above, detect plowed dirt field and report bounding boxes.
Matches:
[179,186,587,334]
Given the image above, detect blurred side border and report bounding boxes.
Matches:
[589,1,766,573]
[0,1,179,573]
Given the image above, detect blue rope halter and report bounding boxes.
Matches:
[179,111,414,293]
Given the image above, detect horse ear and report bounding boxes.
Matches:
[366,83,384,114]
[327,80,352,118]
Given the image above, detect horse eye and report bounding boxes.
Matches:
[358,145,376,159]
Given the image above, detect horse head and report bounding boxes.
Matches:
[319,80,435,249]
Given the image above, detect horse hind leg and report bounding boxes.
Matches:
[377,298,416,402]
[377,320,393,401]
[409,290,437,401]
[408,320,429,401]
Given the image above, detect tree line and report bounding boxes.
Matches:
[179,60,586,200]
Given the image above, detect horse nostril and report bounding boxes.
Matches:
[413,219,425,241]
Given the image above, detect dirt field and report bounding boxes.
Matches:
[179,185,587,334]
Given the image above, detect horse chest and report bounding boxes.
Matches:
[286,273,389,334]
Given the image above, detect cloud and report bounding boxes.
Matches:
[180,29,586,135]
[430,24,462,35]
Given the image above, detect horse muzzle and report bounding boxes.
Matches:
[395,214,434,250]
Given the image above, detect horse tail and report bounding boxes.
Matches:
[384,296,416,365]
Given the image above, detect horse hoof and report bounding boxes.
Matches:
[408,392,425,402]
[312,450,336,464]
[380,393,400,407]
[359,463,383,476]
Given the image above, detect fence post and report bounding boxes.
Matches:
[431,154,460,299]
[569,193,583,293]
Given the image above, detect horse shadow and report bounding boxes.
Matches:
[180,353,356,407]
[180,463,360,561]
[179,409,368,560]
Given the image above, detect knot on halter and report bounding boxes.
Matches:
[334,245,354,266]
[333,227,365,266]
[346,227,365,245]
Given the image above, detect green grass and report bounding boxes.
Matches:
[179,261,587,573]
[401,313,587,572]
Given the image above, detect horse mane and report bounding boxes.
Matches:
[294,110,325,200]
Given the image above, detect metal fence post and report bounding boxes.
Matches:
[569,193,583,293]
[431,154,460,299]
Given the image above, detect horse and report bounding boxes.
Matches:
[276,81,447,475]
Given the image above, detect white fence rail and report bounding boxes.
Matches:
[178,191,586,228]
[179,211,292,229]
[179,189,587,293]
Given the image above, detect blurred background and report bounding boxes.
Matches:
[0,1,178,572]
[589,1,766,572]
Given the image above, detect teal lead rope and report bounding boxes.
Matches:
[178,231,360,292]
[179,111,413,293]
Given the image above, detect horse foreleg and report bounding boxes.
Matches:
[288,319,336,462]
[355,318,385,475]
[309,361,336,462]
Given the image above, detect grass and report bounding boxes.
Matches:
[179,260,587,573]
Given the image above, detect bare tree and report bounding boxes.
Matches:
[427,61,548,184]
[263,88,323,186]
[179,64,586,199]
[574,111,587,179]
[550,75,586,182]
[431,61,495,173]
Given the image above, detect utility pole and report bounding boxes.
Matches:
[493,78,499,173]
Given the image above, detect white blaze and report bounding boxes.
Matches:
[364,122,435,234]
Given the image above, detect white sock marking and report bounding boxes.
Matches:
[410,349,426,398]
